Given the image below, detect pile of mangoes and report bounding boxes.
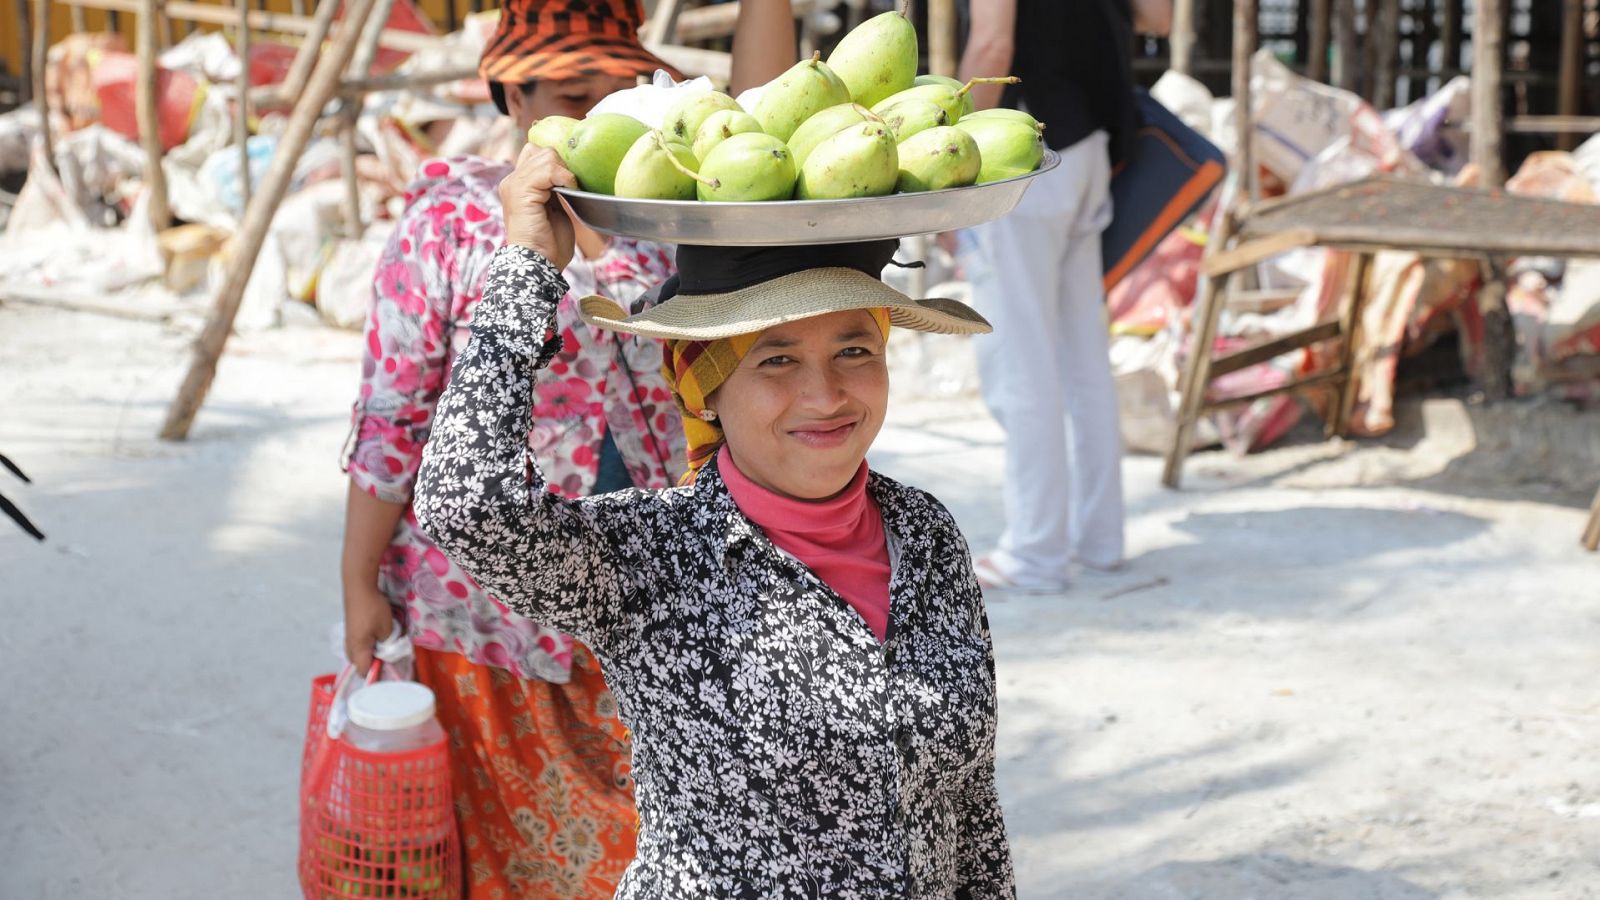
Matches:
[529,10,1047,202]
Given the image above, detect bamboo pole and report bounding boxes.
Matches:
[1307,0,1330,82]
[928,0,956,77]
[1170,0,1196,75]
[159,0,382,442]
[235,0,252,209]
[1333,0,1358,92]
[60,0,437,54]
[31,0,57,175]
[1470,0,1504,188]
[1234,0,1257,207]
[338,0,398,239]
[137,0,172,229]
[252,0,340,109]
[1557,0,1583,152]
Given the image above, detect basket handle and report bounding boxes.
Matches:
[325,659,383,741]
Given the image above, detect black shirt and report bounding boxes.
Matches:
[1001,0,1139,164]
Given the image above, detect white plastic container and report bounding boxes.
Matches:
[344,681,446,754]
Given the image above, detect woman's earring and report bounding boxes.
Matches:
[697,409,718,422]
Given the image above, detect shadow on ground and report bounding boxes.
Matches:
[1080,854,1438,899]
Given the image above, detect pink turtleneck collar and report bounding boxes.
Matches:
[717,446,892,642]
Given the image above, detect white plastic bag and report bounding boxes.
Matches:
[324,622,416,740]
[588,69,715,131]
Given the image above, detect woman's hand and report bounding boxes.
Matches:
[500,144,579,271]
[343,580,395,673]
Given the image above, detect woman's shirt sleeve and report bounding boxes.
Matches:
[413,244,643,646]
[344,201,460,504]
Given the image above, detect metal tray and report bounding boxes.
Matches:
[554,150,1059,246]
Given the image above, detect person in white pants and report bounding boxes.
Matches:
[962,131,1125,590]
[957,0,1169,590]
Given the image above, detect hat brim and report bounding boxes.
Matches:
[579,267,992,341]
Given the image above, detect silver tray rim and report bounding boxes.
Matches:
[553,149,1060,246]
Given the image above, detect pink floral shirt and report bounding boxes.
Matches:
[345,155,685,683]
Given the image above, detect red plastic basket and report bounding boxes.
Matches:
[298,669,461,900]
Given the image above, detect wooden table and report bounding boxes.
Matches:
[1159,176,1600,549]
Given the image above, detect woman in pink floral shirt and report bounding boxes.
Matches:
[342,151,685,897]
[339,1,795,893]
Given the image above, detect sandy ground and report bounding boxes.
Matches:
[2,302,1597,900]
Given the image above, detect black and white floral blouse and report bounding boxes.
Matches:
[415,245,1015,899]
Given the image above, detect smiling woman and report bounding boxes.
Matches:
[412,148,1016,898]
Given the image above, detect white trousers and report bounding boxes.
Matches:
[964,131,1125,584]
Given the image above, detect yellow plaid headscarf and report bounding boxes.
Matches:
[664,307,892,484]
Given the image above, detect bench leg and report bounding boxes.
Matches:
[1163,269,1230,489]
[1327,251,1373,437]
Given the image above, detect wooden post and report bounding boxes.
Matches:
[1234,0,1257,207]
[1557,0,1583,152]
[235,0,252,210]
[137,0,172,229]
[17,0,33,104]
[1476,257,1513,402]
[1373,0,1399,108]
[1171,0,1196,76]
[928,0,957,77]
[1441,0,1462,78]
[1471,0,1504,187]
[1333,0,1359,93]
[159,0,382,442]
[1583,483,1600,551]
[338,0,398,239]
[32,0,57,175]
[71,1,87,31]
[1307,0,1331,82]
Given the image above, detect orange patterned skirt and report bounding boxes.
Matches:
[412,643,638,899]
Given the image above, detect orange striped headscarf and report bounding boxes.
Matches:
[664,308,892,484]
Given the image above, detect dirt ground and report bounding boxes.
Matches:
[2,302,1597,899]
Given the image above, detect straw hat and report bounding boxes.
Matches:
[579,241,992,341]
[480,0,679,114]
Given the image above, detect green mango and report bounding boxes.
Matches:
[874,97,948,143]
[751,53,853,142]
[525,115,580,153]
[894,125,981,193]
[796,122,899,200]
[663,91,742,144]
[953,115,1046,183]
[913,74,963,92]
[691,109,764,162]
[787,103,875,168]
[960,107,1042,128]
[696,132,797,201]
[614,132,700,200]
[564,113,650,195]
[875,76,1018,124]
[826,9,918,108]
[874,84,967,124]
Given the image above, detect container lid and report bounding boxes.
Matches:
[347,681,437,732]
